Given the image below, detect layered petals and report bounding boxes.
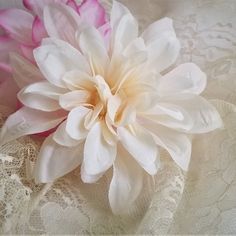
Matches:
[142,118,191,171]
[66,106,90,140]
[157,63,207,96]
[142,17,180,72]
[10,53,43,88]
[32,16,47,44]
[118,124,159,175]
[43,3,81,48]
[0,0,223,216]
[53,121,80,147]
[78,0,107,28]
[109,145,143,214]
[83,122,117,175]
[0,9,34,45]
[33,38,90,88]
[23,0,68,18]
[0,107,66,145]
[34,134,83,183]
[59,90,91,110]
[18,81,66,111]
[160,94,223,133]
[110,0,139,52]
[0,36,21,72]
[79,27,109,76]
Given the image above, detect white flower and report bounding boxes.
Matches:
[0,1,222,214]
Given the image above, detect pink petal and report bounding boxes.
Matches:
[0,9,34,46]
[0,76,19,109]
[20,45,35,62]
[23,0,68,18]
[32,16,47,45]
[0,35,21,73]
[66,0,78,11]
[98,22,111,49]
[43,4,81,48]
[78,0,107,28]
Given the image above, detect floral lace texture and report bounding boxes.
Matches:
[0,0,236,234]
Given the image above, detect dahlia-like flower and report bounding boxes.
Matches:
[0,1,222,214]
[0,0,109,72]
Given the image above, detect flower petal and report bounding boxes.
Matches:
[142,17,175,43]
[0,9,34,46]
[142,119,191,171]
[53,120,80,147]
[157,63,207,96]
[62,69,93,90]
[108,144,143,215]
[78,0,107,28]
[0,77,19,108]
[84,102,103,129]
[0,107,66,145]
[18,81,66,111]
[34,38,90,88]
[98,21,111,49]
[110,1,138,52]
[66,106,90,140]
[79,27,109,76]
[34,134,83,183]
[23,0,68,17]
[117,124,159,175]
[20,45,35,62]
[0,36,21,73]
[83,121,117,175]
[43,3,81,48]
[101,120,117,146]
[142,17,180,72]
[10,52,43,89]
[144,102,194,131]
[59,90,91,111]
[81,163,104,183]
[32,16,47,45]
[160,94,223,133]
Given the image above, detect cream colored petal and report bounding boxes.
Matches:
[66,106,90,140]
[110,1,138,53]
[78,27,109,76]
[144,102,194,131]
[142,18,180,72]
[18,81,66,111]
[108,144,143,215]
[83,121,117,175]
[159,94,223,133]
[34,38,90,88]
[81,163,105,183]
[62,70,93,91]
[118,124,159,175]
[0,107,66,145]
[142,118,191,171]
[59,90,91,111]
[53,121,80,147]
[34,134,83,183]
[84,102,103,130]
[157,63,207,96]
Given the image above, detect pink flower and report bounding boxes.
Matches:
[0,0,109,73]
[0,0,110,116]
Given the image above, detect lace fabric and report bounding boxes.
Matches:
[0,0,236,234]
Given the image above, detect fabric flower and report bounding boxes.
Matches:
[0,1,222,214]
[0,0,109,73]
